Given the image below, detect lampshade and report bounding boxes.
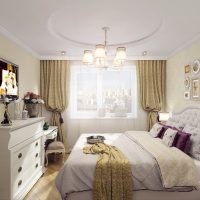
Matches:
[95,44,106,59]
[83,50,93,65]
[159,112,170,122]
[115,47,126,65]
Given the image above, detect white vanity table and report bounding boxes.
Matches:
[0,117,46,200]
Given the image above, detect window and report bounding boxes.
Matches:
[70,63,137,118]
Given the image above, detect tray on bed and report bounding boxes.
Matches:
[86,135,105,144]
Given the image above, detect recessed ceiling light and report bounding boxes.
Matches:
[142,51,147,56]
[61,51,66,55]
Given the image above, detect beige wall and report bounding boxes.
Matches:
[0,33,40,121]
[166,40,200,113]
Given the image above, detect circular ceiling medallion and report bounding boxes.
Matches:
[48,0,163,48]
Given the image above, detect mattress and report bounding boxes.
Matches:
[194,159,200,182]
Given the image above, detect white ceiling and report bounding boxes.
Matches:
[0,0,200,60]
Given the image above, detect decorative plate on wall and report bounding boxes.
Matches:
[192,59,200,75]
[185,76,190,88]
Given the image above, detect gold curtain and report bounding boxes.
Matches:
[138,60,166,130]
[40,60,70,148]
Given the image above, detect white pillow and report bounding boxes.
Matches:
[162,128,177,147]
[149,123,163,138]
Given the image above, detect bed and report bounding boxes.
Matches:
[56,106,200,200]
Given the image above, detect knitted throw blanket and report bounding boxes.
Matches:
[83,143,133,200]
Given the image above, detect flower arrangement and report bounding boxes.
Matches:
[23,92,44,104]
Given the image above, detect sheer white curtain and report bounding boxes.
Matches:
[63,61,147,149]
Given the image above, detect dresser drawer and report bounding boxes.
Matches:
[9,120,44,149]
[12,159,42,198]
[12,137,41,164]
[12,150,42,182]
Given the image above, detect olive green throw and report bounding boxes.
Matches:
[83,143,133,200]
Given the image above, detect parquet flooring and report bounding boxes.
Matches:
[24,154,68,200]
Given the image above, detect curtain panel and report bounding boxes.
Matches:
[40,60,70,149]
[138,60,166,130]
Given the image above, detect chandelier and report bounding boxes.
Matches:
[82,27,127,68]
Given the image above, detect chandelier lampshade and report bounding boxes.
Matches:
[115,47,126,64]
[83,50,93,65]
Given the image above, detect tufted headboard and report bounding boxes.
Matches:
[172,105,200,129]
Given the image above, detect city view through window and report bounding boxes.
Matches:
[71,66,137,118]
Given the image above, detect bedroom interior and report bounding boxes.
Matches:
[0,0,200,200]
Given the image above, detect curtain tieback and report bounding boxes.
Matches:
[52,110,64,124]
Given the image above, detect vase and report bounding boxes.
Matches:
[25,104,39,118]
[14,101,21,120]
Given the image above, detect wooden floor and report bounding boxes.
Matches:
[24,154,68,200]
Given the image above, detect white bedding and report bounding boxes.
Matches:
[194,159,200,181]
[56,132,198,199]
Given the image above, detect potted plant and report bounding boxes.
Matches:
[23,92,44,117]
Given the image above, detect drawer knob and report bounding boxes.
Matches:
[18,166,22,173]
[18,153,22,159]
[35,142,38,147]
[18,180,22,187]
[35,163,38,168]
[35,153,39,158]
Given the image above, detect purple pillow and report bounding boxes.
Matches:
[157,126,167,138]
[157,123,176,139]
[175,131,191,152]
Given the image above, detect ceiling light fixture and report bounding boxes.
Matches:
[61,51,66,55]
[82,27,127,68]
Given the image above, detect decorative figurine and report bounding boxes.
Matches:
[1,97,12,126]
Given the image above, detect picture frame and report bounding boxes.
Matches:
[184,77,190,88]
[185,64,191,74]
[184,91,190,100]
[192,59,200,75]
[191,78,200,100]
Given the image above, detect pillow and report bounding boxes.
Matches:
[174,131,191,152]
[182,125,200,160]
[157,125,168,138]
[162,128,178,147]
[149,123,163,138]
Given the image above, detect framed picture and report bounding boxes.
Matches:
[184,91,190,100]
[185,64,191,74]
[191,78,200,100]
[192,59,200,75]
[184,77,190,88]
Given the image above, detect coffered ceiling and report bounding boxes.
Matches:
[0,0,200,59]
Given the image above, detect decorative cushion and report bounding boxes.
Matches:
[174,131,191,152]
[162,128,178,147]
[183,125,200,160]
[157,126,167,138]
[149,123,163,138]
[47,141,65,150]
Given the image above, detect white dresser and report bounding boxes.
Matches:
[0,117,45,200]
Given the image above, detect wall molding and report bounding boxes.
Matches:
[0,25,39,58]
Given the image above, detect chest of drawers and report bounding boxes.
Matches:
[0,117,45,200]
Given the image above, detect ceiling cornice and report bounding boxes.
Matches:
[0,25,40,58]
[167,33,200,59]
